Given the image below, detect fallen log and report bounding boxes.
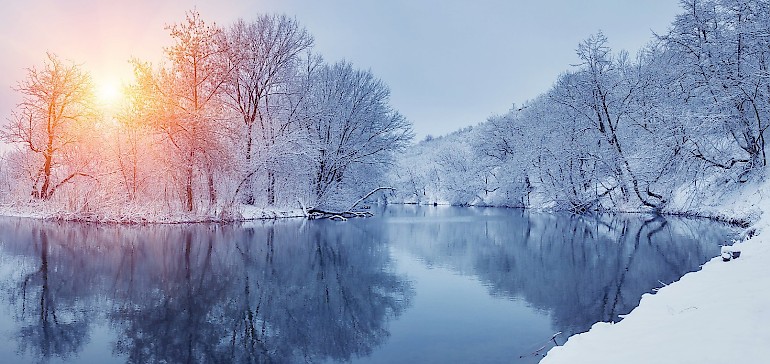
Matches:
[304,187,395,220]
[307,209,374,221]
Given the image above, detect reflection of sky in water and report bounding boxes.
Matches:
[0,207,737,363]
[358,248,554,364]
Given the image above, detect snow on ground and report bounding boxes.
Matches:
[664,173,767,225]
[542,179,770,364]
[0,202,306,223]
[238,205,305,220]
[0,202,47,220]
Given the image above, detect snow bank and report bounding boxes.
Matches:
[541,236,768,363]
[663,175,767,226]
[542,182,770,364]
[238,205,305,220]
[0,202,306,224]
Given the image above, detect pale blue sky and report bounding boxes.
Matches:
[0,0,682,140]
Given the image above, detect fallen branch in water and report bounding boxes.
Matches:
[519,331,562,359]
[347,187,395,211]
[307,209,374,221]
[306,187,395,220]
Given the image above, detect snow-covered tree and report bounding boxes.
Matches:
[389,0,770,212]
[223,15,314,206]
[661,0,770,174]
[1,53,97,201]
[149,11,232,212]
[551,32,666,208]
[307,62,413,209]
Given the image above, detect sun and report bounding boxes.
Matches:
[95,78,123,109]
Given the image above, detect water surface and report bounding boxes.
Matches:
[0,206,736,363]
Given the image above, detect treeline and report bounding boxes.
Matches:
[393,0,770,213]
[0,11,412,220]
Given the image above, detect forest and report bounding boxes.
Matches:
[391,0,770,215]
[2,1,770,221]
[0,11,412,221]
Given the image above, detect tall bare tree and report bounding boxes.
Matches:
[223,15,314,206]
[153,11,231,212]
[552,33,665,208]
[661,0,770,174]
[308,62,413,209]
[1,53,96,200]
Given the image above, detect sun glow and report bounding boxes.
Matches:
[95,78,123,109]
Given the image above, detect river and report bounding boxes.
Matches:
[0,206,736,363]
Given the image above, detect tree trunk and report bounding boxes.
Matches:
[208,170,216,207]
[185,167,194,212]
[40,154,53,200]
[267,170,276,206]
[40,137,54,199]
[244,122,255,205]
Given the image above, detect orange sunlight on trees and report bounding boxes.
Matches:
[0,53,97,200]
[0,10,413,221]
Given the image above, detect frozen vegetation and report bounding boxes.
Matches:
[391,0,770,223]
[0,0,768,361]
[384,1,770,361]
[2,1,769,223]
[0,12,412,222]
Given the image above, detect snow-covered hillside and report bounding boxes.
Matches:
[391,0,770,218]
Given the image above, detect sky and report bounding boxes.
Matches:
[0,0,682,141]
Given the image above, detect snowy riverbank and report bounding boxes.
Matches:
[0,202,306,223]
[542,180,770,363]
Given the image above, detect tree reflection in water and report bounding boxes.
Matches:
[0,217,413,363]
[0,207,735,363]
[14,226,90,361]
[384,206,736,341]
